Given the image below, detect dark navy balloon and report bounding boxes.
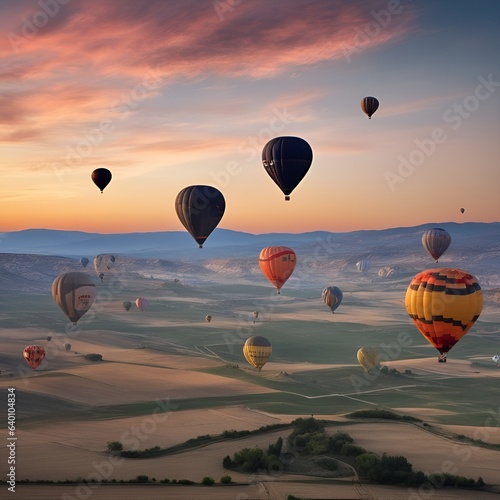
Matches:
[262,136,312,201]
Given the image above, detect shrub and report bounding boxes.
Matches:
[220,475,232,484]
[106,441,123,452]
[85,353,102,362]
[202,476,215,486]
[135,475,149,483]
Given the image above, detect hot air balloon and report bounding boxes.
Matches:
[322,286,343,313]
[356,260,370,273]
[357,347,380,372]
[252,311,259,324]
[23,345,46,370]
[361,96,379,119]
[52,272,97,324]
[64,343,72,351]
[405,268,483,362]
[205,315,212,323]
[46,336,52,341]
[259,246,296,294]
[243,336,272,371]
[91,168,112,193]
[136,297,147,312]
[421,228,451,262]
[262,136,313,201]
[175,185,225,248]
[493,355,500,366]
[80,257,89,268]
[94,254,116,281]
[460,208,465,214]
[123,300,132,312]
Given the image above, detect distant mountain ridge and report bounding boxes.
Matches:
[0,223,499,294]
[1,222,498,261]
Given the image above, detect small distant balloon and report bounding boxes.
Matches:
[46,336,52,341]
[91,168,112,193]
[322,286,343,313]
[205,315,212,323]
[356,260,370,273]
[243,336,272,371]
[123,300,132,312]
[136,297,147,312]
[23,345,46,370]
[361,96,379,119]
[64,343,72,351]
[357,347,380,372]
[253,311,259,323]
[492,355,500,365]
[460,208,465,214]
[80,257,89,268]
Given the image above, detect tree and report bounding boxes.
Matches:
[107,441,123,453]
[220,475,232,484]
[202,476,215,486]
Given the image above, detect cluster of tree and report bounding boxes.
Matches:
[222,417,487,491]
[1,475,232,485]
[346,409,422,422]
[84,353,102,362]
[223,436,283,473]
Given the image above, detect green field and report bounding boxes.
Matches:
[2,274,500,428]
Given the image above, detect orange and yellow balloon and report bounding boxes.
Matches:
[259,246,296,294]
[405,268,483,360]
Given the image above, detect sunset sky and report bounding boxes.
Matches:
[1,0,499,234]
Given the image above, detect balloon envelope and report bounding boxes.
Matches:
[80,257,89,268]
[356,260,370,273]
[23,345,46,370]
[175,185,225,248]
[322,286,343,313]
[94,254,116,281]
[91,168,112,193]
[52,272,97,324]
[460,208,465,214]
[243,336,272,371]
[422,228,451,262]
[493,355,500,364]
[123,300,132,312]
[262,136,312,200]
[405,268,483,356]
[64,343,72,351]
[361,96,379,119]
[136,297,147,312]
[259,246,296,293]
[357,347,380,371]
[205,315,212,323]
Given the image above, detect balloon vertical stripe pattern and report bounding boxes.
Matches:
[52,272,97,324]
[405,268,483,355]
[262,136,312,200]
[361,97,379,119]
[421,228,451,262]
[175,185,225,248]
